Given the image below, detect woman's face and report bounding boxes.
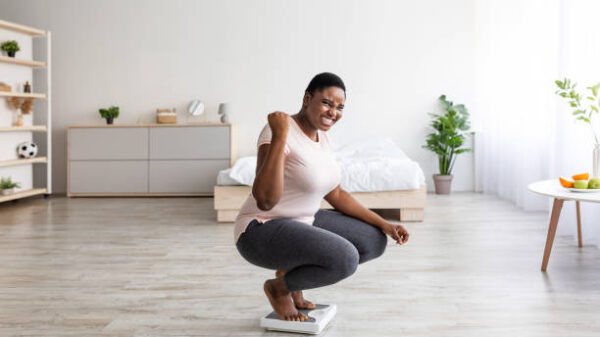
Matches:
[303,86,345,131]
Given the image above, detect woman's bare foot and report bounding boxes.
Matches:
[264,277,308,321]
[276,270,317,310]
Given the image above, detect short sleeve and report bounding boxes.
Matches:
[257,123,290,155]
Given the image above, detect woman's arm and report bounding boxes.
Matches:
[324,185,410,244]
[252,112,289,211]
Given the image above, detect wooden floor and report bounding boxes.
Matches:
[0,193,599,336]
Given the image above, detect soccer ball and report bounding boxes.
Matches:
[17,141,38,159]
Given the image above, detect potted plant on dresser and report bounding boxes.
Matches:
[0,177,20,196]
[99,106,119,124]
[423,95,472,194]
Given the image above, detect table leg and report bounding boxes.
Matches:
[576,200,583,247]
[541,198,564,271]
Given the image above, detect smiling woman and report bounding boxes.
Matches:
[234,72,410,324]
[295,72,346,135]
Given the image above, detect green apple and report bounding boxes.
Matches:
[588,177,600,189]
[574,180,589,189]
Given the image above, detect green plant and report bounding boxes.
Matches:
[0,177,20,190]
[1,40,20,53]
[99,106,120,119]
[423,95,472,175]
[555,78,600,144]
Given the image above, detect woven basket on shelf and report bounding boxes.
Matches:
[156,108,177,124]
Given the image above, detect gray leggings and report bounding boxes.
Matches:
[236,209,387,291]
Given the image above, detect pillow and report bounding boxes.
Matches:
[226,138,419,189]
[228,156,257,186]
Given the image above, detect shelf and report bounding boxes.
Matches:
[0,56,46,68]
[0,188,47,203]
[0,20,46,37]
[0,19,52,198]
[0,92,46,99]
[0,157,47,168]
[0,125,47,132]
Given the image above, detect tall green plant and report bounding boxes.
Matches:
[423,95,472,175]
[555,78,600,144]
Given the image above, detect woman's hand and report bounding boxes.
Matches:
[383,223,409,245]
[268,111,290,139]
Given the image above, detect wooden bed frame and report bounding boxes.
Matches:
[213,184,426,222]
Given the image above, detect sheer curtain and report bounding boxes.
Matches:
[474,0,600,246]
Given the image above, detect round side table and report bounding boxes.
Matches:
[528,179,600,271]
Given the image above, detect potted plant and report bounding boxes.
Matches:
[555,78,600,176]
[423,95,472,194]
[99,106,119,124]
[0,177,20,195]
[1,40,20,57]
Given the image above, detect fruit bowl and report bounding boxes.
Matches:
[559,173,600,192]
[566,187,600,193]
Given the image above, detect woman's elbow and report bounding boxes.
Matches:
[252,190,277,211]
[255,196,277,211]
[256,200,274,211]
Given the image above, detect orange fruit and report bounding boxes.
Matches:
[572,173,589,181]
[559,176,574,188]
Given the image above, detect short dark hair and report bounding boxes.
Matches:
[305,72,346,96]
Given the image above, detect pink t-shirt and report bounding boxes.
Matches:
[233,116,342,243]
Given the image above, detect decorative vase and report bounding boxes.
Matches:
[15,114,24,127]
[7,51,15,57]
[218,103,231,123]
[106,117,114,125]
[433,174,453,194]
[1,188,15,196]
[594,143,600,177]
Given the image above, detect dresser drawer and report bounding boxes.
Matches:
[148,160,229,193]
[149,126,230,159]
[70,128,148,160]
[69,161,148,194]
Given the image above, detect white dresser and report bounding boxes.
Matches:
[67,123,237,196]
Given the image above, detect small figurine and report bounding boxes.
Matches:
[24,81,31,93]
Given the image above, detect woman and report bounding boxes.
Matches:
[235,72,409,322]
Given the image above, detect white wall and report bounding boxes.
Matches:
[0,0,478,194]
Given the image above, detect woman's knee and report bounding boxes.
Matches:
[360,227,387,263]
[334,245,359,278]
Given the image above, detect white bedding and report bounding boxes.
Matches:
[217,138,425,192]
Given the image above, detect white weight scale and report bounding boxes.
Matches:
[260,304,337,334]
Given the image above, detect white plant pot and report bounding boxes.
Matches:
[1,187,16,195]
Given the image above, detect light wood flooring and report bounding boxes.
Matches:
[0,193,599,336]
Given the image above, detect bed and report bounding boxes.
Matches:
[213,138,427,222]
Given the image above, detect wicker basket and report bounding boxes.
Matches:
[156,108,177,124]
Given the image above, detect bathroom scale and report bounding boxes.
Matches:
[260,303,337,334]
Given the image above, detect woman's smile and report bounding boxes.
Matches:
[321,115,335,126]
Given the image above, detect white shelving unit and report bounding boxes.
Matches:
[0,19,51,202]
